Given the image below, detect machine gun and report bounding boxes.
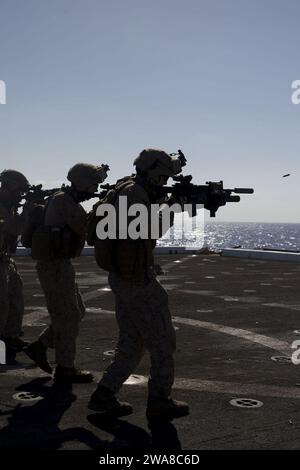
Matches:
[160,175,254,217]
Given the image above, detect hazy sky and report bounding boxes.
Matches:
[0,0,299,222]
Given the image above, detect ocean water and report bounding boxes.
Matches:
[158,222,300,252]
[204,222,300,252]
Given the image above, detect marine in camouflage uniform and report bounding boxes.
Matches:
[0,170,30,354]
[88,149,190,420]
[24,163,109,383]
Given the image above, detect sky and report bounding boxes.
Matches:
[0,0,299,223]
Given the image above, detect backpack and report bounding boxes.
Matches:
[21,201,54,260]
[87,176,134,272]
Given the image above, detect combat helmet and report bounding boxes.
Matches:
[134,148,182,185]
[67,163,109,192]
[0,169,30,191]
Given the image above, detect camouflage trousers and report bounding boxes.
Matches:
[100,270,176,399]
[0,255,24,339]
[37,259,85,368]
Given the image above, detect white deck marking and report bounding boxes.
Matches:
[24,307,291,357]
[235,296,260,303]
[179,289,265,305]
[172,316,290,354]
[23,307,115,325]
[173,378,300,400]
[179,289,217,296]
[223,297,240,302]
[25,306,47,310]
[219,295,261,304]
[87,308,114,315]
[23,308,48,325]
[160,284,180,291]
[79,288,112,301]
[263,303,300,312]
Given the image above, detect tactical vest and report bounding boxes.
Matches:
[0,196,20,255]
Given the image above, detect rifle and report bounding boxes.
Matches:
[157,149,253,216]
[92,177,253,217]
[160,175,254,217]
[90,150,254,216]
[21,183,114,208]
[21,184,63,205]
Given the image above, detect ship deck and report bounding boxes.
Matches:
[1,253,300,450]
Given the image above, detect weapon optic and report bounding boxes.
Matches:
[169,149,187,168]
[92,183,115,200]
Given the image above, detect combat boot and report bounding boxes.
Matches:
[146,396,189,421]
[3,336,29,352]
[54,365,94,384]
[24,340,52,374]
[88,385,133,417]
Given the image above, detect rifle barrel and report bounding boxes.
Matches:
[233,188,254,194]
